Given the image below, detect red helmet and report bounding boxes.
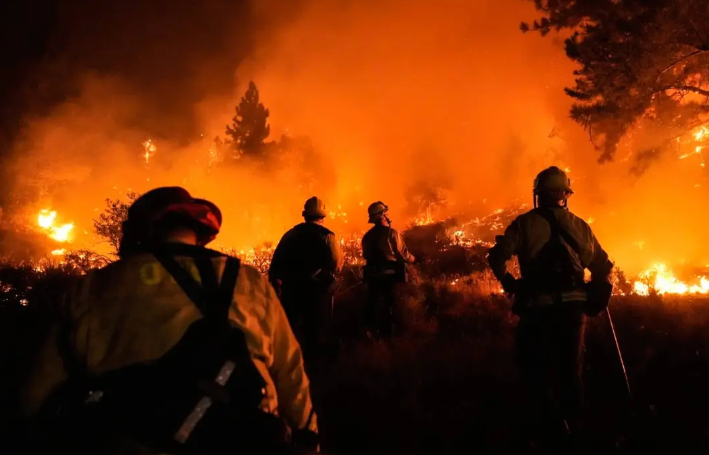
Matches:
[127,187,222,242]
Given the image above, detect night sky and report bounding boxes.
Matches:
[0,0,267,149]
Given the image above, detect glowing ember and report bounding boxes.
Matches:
[37,209,74,243]
[679,126,708,167]
[51,249,66,256]
[328,205,348,223]
[632,263,709,295]
[142,139,157,164]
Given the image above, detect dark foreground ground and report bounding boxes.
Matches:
[2,268,709,454]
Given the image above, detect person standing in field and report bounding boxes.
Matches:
[488,166,613,454]
[269,197,344,376]
[361,201,415,338]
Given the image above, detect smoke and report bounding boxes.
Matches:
[5,0,709,274]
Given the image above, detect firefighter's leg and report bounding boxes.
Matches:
[380,281,397,337]
[516,312,564,451]
[365,281,381,337]
[553,302,587,435]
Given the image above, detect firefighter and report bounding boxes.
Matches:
[488,167,613,453]
[268,197,344,375]
[20,187,318,455]
[361,201,415,338]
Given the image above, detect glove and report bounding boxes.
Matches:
[584,280,613,316]
[500,273,519,295]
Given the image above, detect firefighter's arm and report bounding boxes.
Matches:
[488,219,521,291]
[19,322,68,417]
[361,234,372,262]
[588,232,614,283]
[19,277,81,417]
[268,243,284,284]
[325,233,344,274]
[265,278,318,433]
[392,230,415,263]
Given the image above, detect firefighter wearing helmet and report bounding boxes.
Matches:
[20,187,318,454]
[268,197,344,381]
[361,201,415,338]
[488,167,613,452]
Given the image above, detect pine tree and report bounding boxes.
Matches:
[523,0,709,170]
[225,81,271,162]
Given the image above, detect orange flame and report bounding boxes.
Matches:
[37,209,74,243]
[632,263,709,295]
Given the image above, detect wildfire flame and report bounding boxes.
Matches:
[632,263,709,296]
[679,125,708,167]
[414,206,436,226]
[37,209,74,243]
[26,197,709,298]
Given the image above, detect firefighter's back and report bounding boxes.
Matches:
[273,223,334,281]
[22,248,315,455]
[514,207,596,273]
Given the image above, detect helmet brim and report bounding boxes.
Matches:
[302,210,327,218]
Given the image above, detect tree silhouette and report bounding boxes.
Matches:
[93,192,140,255]
[225,81,271,162]
[523,0,709,170]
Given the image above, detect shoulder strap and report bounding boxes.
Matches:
[153,245,241,323]
[533,208,582,257]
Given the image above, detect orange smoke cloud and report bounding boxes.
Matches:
[4,0,709,278]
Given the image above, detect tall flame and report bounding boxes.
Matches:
[632,263,709,295]
[37,209,74,243]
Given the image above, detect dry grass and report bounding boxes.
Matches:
[1,257,709,454]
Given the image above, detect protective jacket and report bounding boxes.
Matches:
[488,207,612,306]
[20,244,317,453]
[361,225,415,267]
[269,223,344,286]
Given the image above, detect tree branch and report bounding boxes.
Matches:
[655,49,709,83]
[657,85,709,98]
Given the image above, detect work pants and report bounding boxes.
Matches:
[515,301,587,453]
[280,283,334,379]
[365,275,399,338]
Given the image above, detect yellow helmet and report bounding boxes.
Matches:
[302,196,327,218]
[367,201,389,223]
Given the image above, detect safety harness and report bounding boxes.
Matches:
[34,243,286,454]
[524,208,585,305]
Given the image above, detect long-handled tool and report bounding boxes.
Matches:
[606,307,632,399]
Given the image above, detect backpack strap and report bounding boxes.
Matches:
[153,244,241,323]
[152,245,243,444]
[532,208,584,304]
[533,208,582,257]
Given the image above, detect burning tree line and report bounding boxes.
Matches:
[5,188,709,313]
[7,0,709,305]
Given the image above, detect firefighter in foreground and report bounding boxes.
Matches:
[488,167,613,453]
[268,197,344,373]
[20,187,318,454]
[361,201,415,338]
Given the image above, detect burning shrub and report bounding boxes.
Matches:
[218,245,275,274]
